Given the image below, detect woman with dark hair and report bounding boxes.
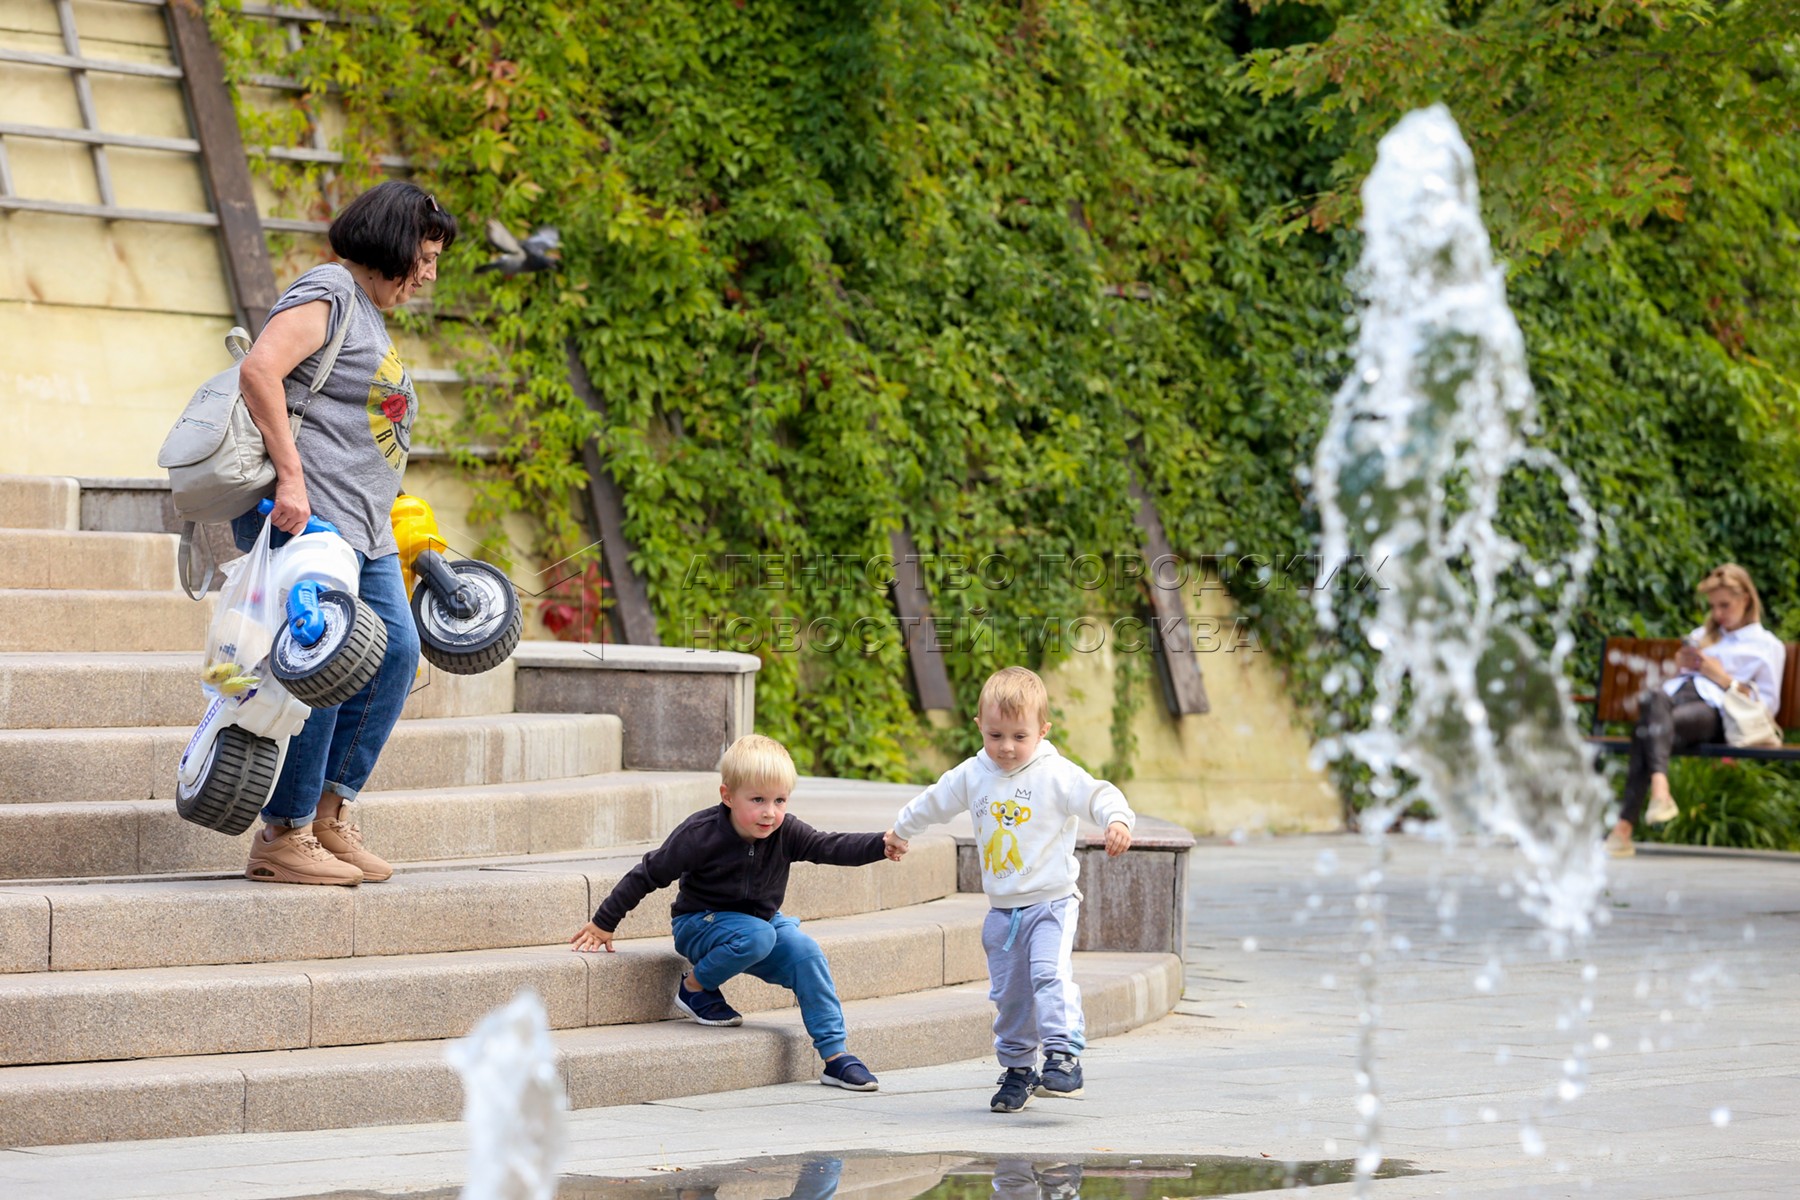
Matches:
[1607,563,1786,858]
[231,180,459,885]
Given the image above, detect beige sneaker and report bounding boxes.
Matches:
[1604,828,1635,859]
[245,826,364,885]
[314,817,393,882]
[1645,788,1679,827]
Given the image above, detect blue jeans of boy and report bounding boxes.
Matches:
[232,511,421,827]
[671,910,847,1060]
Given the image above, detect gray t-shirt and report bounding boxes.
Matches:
[269,262,415,557]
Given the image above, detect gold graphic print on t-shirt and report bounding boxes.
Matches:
[365,342,412,472]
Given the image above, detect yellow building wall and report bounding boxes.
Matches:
[1040,581,1342,836]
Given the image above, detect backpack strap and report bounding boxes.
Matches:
[291,297,354,428]
[178,521,214,601]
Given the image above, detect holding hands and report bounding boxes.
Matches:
[570,921,614,953]
[1104,820,1132,857]
[882,829,908,861]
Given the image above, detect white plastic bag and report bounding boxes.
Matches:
[201,517,281,697]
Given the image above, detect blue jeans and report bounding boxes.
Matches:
[232,511,421,827]
[671,910,848,1060]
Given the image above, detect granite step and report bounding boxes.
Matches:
[0,768,717,882]
[0,895,991,1066]
[0,475,78,532]
[0,528,180,591]
[0,711,622,805]
[0,589,215,652]
[0,951,1183,1146]
[0,834,960,973]
[0,653,518,730]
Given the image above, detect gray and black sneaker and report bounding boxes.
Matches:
[1036,1051,1084,1097]
[990,1066,1039,1113]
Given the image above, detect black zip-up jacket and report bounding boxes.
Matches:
[591,804,886,931]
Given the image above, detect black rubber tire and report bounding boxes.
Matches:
[175,725,279,835]
[413,559,522,675]
[270,589,389,708]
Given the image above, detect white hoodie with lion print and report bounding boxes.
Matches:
[893,741,1136,910]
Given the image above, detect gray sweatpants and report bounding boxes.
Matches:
[984,896,1086,1068]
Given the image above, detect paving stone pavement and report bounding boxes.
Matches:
[3,833,1794,1199]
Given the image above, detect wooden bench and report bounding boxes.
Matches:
[1577,636,1800,761]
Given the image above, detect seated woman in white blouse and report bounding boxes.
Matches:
[1608,563,1786,857]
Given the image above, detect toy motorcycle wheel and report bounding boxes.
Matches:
[413,559,522,675]
[176,725,279,835]
[271,589,389,708]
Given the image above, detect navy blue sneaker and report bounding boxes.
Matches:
[820,1053,879,1092]
[1036,1051,1084,1097]
[990,1066,1039,1113]
[674,981,742,1026]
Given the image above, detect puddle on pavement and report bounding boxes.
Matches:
[290,1150,1427,1199]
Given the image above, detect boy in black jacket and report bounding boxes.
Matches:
[571,734,903,1091]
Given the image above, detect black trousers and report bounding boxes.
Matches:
[1620,679,1722,824]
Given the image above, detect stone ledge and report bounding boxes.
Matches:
[0,951,1180,1145]
[511,641,761,676]
[514,644,758,772]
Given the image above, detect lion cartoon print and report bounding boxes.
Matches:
[983,789,1032,879]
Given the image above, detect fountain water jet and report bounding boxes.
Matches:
[1309,105,1613,1192]
[447,988,568,1200]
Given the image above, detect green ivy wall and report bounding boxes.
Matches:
[211,1,1800,798]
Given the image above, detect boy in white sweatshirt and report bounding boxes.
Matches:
[884,666,1135,1113]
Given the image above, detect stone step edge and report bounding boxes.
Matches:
[0,809,928,889]
[0,952,1182,1148]
[0,651,519,730]
[0,773,720,888]
[0,708,618,745]
[0,895,995,1067]
[0,835,962,974]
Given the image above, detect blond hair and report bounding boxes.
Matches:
[977,666,1049,726]
[718,734,797,794]
[1697,563,1764,647]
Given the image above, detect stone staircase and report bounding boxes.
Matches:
[0,474,1184,1150]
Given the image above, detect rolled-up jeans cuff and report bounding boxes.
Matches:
[263,807,317,829]
[325,781,360,803]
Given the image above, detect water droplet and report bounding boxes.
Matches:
[1493,1045,1511,1065]
[1592,1033,1611,1051]
[1743,924,1756,943]
[1711,1106,1731,1128]
[1355,1148,1383,1174]
[1557,1080,1583,1102]
[1362,367,1381,384]
[1242,937,1259,952]
[1320,973,1337,990]
[1520,1126,1546,1157]
[1581,964,1598,982]
[1659,1009,1673,1023]
[1356,1092,1380,1118]
[1479,1107,1498,1123]
[1323,1137,1339,1154]
[1228,827,1249,846]
[1474,973,1494,994]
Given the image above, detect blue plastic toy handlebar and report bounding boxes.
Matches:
[256,497,341,537]
[286,579,326,647]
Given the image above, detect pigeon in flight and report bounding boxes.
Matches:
[474,220,562,275]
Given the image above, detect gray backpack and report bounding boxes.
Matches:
[158,318,349,597]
